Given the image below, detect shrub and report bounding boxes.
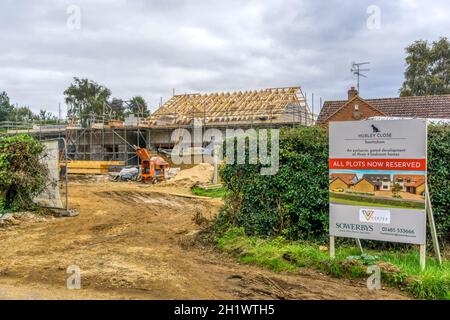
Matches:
[217,124,450,244]
[0,134,48,211]
[428,124,450,243]
[218,126,329,240]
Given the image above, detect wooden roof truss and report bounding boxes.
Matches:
[149,87,312,126]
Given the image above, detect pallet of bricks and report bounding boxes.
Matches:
[63,161,125,175]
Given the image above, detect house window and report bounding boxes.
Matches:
[383,185,389,190]
[398,178,403,182]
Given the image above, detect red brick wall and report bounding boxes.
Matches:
[324,98,384,125]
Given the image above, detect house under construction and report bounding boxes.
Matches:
[4,86,314,165]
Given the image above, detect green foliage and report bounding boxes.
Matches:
[346,253,380,266]
[217,125,450,243]
[191,186,227,198]
[331,192,425,209]
[37,109,57,122]
[129,96,149,117]
[0,91,14,122]
[218,126,329,240]
[428,124,450,242]
[0,91,58,124]
[0,135,48,211]
[63,78,149,124]
[407,276,450,300]
[400,37,450,96]
[392,182,401,197]
[6,106,34,122]
[64,77,111,125]
[110,97,125,120]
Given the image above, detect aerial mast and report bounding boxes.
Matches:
[351,61,371,93]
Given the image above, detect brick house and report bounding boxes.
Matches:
[393,174,425,195]
[353,178,376,193]
[354,174,391,192]
[317,87,450,125]
[329,173,358,191]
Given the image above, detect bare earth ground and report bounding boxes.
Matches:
[0,178,409,300]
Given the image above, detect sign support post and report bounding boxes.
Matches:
[420,244,426,271]
[356,239,364,254]
[425,184,442,265]
[329,236,335,259]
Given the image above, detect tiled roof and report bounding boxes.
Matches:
[393,175,425,188]
[330,173,357,185]
[317,94,450,124]
[362,174,390,186]
[355,177,376,186]
[149,87,312,126]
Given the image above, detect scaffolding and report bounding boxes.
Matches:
[0,86,317,165]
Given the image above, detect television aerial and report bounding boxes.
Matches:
[351,61,370,93]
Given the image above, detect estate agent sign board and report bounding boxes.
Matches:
[329,119,427,245]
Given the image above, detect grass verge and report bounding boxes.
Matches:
[330,192,425,210]
[192,186,227,198]
[216,227,450,300]
[330,197,424,210]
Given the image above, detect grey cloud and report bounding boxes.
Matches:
[0,0,449,114]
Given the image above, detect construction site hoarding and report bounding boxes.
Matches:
[328,119,427,245]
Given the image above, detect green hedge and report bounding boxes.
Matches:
[217,125,450,243]
[218,126,329,240]
[428,124,450,241]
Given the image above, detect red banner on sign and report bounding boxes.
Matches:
[329,158,426,171]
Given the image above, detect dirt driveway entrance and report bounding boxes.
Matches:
[0,180,408,300]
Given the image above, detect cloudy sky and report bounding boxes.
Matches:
[1,0,449,116]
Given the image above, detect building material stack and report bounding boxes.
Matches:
[64,160,126,174]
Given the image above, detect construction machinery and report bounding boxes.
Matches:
[133,145,169,183]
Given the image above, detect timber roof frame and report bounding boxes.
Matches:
[149,86,312,126]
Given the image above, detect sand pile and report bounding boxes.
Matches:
[164,163,214,187]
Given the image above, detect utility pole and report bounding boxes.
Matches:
[351,61,370,93]
[58,103,61,125]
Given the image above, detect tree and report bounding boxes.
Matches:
[64,77,111,125]
[37,109,57,123]
[400,37,450,96]
[110,98,125,120]
[7,106,34,122]
[38,109,47,121]
[0,91,13,122]
[392,183,402,198]
[128,96,148,117]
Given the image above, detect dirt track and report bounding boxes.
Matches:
[0,179,409,300]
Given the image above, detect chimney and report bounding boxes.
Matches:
[348,86,358,100]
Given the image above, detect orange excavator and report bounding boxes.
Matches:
[133,145,169,183]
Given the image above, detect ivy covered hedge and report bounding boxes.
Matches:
[217,125,450,243]
[428,125,450,241]
[0,134,48,212]
[218,126,329,241]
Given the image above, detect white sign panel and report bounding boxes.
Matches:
[359,208,391,224]
[329,119,427,245]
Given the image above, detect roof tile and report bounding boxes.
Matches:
[317,95,450,124]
